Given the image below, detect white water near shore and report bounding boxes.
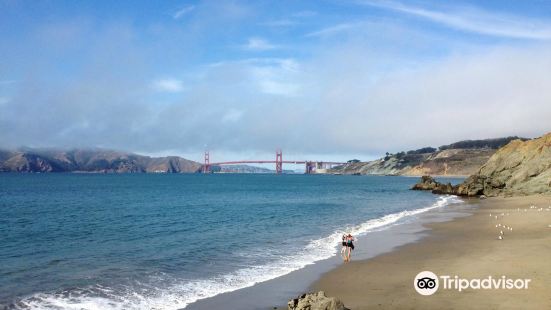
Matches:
[14,195,462,310]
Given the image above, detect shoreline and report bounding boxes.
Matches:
[185,195,472,310]
[312,195,551,309]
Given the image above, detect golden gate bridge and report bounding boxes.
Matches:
[201,150,345,174]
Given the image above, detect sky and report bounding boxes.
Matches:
[1,0,551,163]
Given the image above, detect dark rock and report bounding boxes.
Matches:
[288,291,346,310]
[411,175,439,191]
[432,182,454,194]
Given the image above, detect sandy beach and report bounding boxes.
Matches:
[313,195,551,309]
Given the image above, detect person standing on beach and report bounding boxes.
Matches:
[340,234,348,261]
[346,234,355,262]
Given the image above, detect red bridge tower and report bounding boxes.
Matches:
[203,151,210,173]
[275,149,283,174]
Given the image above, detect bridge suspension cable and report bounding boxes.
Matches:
[201,150,345,174]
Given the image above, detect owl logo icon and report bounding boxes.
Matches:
[414,271,439,295]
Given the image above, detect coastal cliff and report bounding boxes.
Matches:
[412,133,551,196]
[0,148,202,173]
[330,137,523,176]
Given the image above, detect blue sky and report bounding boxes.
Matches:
[1,0,551,162]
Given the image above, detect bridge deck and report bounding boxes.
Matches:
[208,160,345,165]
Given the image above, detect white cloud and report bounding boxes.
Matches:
[243,37,278,51]
[260,10,317,28]
[248,58,301,96]
[305,44,551,152]
[360,0,551,40]
[151,79,185,93]
[306,22,363,37]
[4,43,551,157]
[173,5,195,19]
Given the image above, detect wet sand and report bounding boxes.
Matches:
[313,195,551,309]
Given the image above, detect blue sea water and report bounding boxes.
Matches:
[0,174,463,309]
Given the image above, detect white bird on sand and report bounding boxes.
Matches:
[498,235,503,240]
[490,213,492,217]
[495,216,498,219]
[500,230,504,235]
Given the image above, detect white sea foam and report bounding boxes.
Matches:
[14,195,461,310]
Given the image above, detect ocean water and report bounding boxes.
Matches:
[0,174,463,309]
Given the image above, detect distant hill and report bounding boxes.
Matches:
[0,148,202,173]
[330,136,528,176]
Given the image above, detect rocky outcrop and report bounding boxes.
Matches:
[288,291,347,310]
[411,175,456,195]
[0,148,202,173]
[461,133,551,196]
[411,175,440,191]
[412,133,551,196]
[330,137,523,177]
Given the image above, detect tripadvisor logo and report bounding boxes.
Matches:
[414,271,531,296]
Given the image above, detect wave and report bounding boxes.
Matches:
[12,195,462,310]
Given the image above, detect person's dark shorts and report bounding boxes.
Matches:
[342,242,347,247]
